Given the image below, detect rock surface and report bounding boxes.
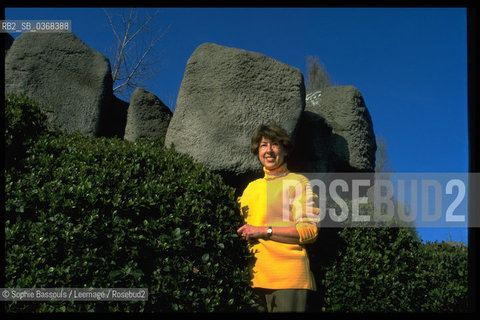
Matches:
[124,87,172,141]
[289,86,376,173]
[5,31,113,137]
[165,42,305,188]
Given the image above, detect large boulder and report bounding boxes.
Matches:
[165,42,305,190]
[289,86,376,173]
[124,87,172,141]
[5,31,113,137]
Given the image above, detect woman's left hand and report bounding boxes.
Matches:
[237,224,267,242]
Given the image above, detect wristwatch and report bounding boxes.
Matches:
[267,226,273,238]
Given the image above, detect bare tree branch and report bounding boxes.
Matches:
[103,8,169,100]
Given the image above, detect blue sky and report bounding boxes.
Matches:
[4,7,469,244]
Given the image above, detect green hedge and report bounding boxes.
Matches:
[5,118,255,311]
[417,241,468,311]
[310,216,468,312]
[304,192,468,312]
[4,93,51,169]
[320,227,426,312]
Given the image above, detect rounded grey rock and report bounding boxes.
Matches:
[5,31,113,137]
[124,87,172,142]
[290,86,376,173]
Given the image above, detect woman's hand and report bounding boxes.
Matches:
[237,224,267,242]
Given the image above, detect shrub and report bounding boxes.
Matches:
[308,191,468,313]
[5,133,255,312]
[417,241,468,312]
[319,227,425,312]
[4,93,51,169]
[312,226,468,312]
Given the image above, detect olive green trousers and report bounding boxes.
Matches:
[253,288,309,312]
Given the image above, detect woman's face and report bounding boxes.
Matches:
[258,137,287,171]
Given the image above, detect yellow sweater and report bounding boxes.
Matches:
[239,163,320,290]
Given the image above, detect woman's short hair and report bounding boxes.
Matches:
[251,124,293,156]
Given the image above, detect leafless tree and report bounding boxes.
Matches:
[371,134,417,229]
[104,8,169,100]
[375,134,394,179]
[306,55,332,93]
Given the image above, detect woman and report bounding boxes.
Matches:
[237,124,320,312]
